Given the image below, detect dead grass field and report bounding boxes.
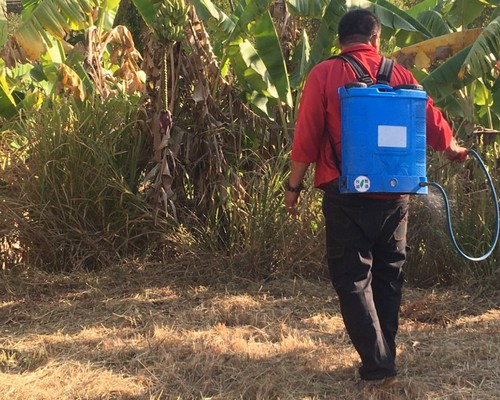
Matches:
[0,260,498,400]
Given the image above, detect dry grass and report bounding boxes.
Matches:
[0,261,498,400]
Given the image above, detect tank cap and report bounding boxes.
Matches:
[393,84,424,91]
[344,82,368,89]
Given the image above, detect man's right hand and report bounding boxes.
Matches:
[285,191,300,217]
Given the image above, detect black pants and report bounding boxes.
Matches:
[322,185,409,380]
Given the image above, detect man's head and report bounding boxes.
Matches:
[338,9,381,49]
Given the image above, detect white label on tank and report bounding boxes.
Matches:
[354,176,370,192]
[378,125,407,148]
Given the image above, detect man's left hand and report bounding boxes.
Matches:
[444,139,468,162]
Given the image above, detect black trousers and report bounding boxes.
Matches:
[322,185,409,380]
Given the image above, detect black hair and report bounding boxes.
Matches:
[338,9,381,45]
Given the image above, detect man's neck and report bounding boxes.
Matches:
[340,42,370,51]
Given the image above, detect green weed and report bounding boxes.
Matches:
[0,95,169,271]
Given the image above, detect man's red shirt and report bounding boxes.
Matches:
[291,44,453,189]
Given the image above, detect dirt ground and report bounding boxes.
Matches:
[0,261,498,399]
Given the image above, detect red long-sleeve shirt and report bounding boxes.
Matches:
[291,44,453,189]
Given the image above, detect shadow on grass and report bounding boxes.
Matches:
[0,261,498,399]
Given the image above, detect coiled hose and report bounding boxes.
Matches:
[421,149,499,262]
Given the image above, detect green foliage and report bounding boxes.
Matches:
[1,0,499,289]
[307,0,345,68]
[192,0,292,120]
[446,0,485,28]
[406,138,500,287]
[0,0,8,47]
[185,143,325,279]
[0,95,169,271]
[0,0,145,121]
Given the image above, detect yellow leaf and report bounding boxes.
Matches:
[415,49,431,70]
[15,23,46,61]
[56,64,85,101]
[392,29,483,69]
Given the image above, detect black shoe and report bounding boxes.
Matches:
[356,376,398,391]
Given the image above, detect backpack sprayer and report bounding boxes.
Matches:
[335,55,499,261]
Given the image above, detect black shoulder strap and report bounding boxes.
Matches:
[333,54,394,86]
[376,57,395,85]
[337,54,374,85]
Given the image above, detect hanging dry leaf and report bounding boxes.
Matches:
[56,63,85,101]
[392,29,483,70]
[0,36,31,67]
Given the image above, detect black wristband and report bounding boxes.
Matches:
[285,180,305,193]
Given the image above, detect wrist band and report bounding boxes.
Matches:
[285,180,305,193]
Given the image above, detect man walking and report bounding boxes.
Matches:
[285,9,467,385]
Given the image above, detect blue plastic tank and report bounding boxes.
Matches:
[338,83,428,194]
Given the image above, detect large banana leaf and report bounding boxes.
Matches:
[191,0,235,34]
[0,74,17,119]
[192,0,292,113]
[406,0,441,18]
[420,45,475,102]
[345,0,432,36]
[287,0,327,17]
[130,0,160,26]
[343,0,432,48]
[391,29,483,70]
[491,76,500,119]
[306,0,434,70]
[459,16,500,79]
[228,0,270,38]
[308,0,345,68]
[227,39,279,117]
[253,11,292,107]
[228,0,292,107]
[2,0,97,62]
[369,0,432,37]
[97,0,121,31]
[446,0,485,29]
[368,0,432,47]
[417,10,451,37]
[289,29,310,90]
[431,79,496,123]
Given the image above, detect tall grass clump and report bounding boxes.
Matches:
[185,140,325,280]
[406,136,500,288]
[0,95,169,271]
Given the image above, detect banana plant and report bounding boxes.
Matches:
[192,0,293,120]
[189,0,440,122]
[1,0,96,65]
[389,0,500,129]
[299,0,500,129]
[128,0,191,221]
[0,0,145,120]
[0,1,19,119]
[0,0,98,117]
